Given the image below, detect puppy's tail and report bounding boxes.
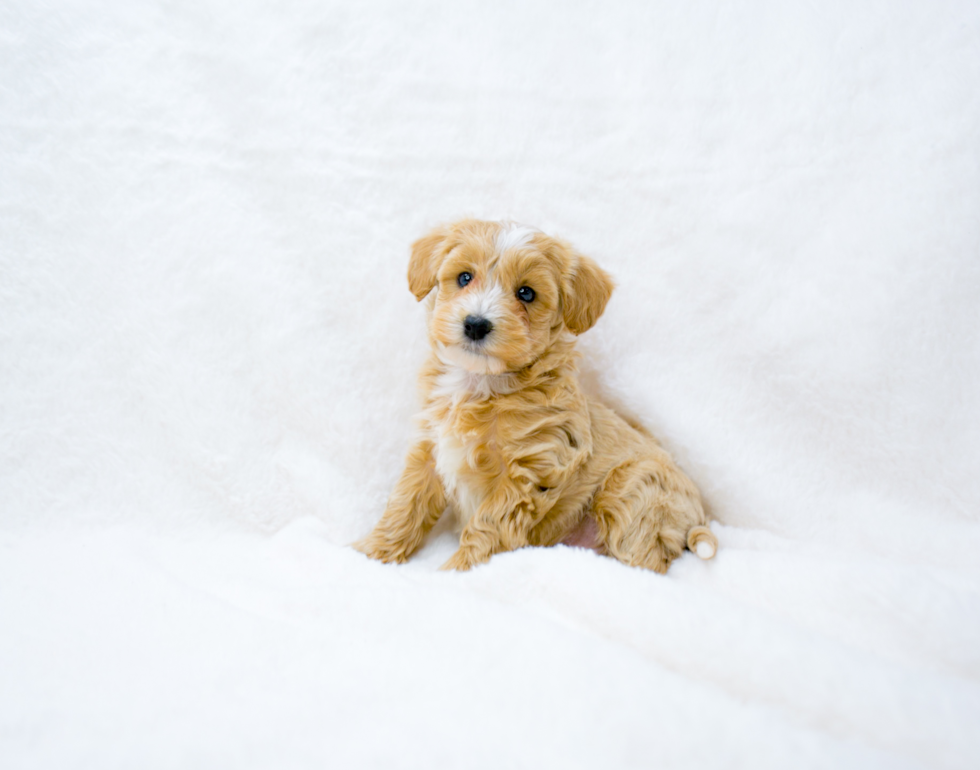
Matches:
[687,525,717,561]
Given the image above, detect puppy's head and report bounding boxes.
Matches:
[408,219,614,374]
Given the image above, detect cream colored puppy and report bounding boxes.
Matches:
[356,219,716,572]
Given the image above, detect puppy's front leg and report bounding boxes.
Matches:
[354,440,446,564]
[440,487,535,571]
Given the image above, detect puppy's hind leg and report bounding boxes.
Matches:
[354,440,447,564]
[592,457,707,574]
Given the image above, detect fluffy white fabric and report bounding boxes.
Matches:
[2,1,978,767]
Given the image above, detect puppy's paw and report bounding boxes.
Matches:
[352,534,411,564]
[439,548,479,572]
[608,527,685,575]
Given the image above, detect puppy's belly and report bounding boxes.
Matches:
[559,515,604,553]
[448,483,481,531]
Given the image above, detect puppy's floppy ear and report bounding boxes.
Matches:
[558,245,615,335]
[408,226,454,301]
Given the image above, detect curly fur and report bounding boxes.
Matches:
[356,219,716,572]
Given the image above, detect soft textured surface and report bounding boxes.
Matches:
[2,1,979,767]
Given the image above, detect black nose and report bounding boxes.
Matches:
[463,315,493,341]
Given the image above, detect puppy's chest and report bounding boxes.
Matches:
[427,402,503,528]
[433,432,487,527]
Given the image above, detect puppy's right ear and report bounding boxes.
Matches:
[408,227,454,301]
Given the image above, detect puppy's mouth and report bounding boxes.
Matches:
[460,339,490,355]
[437,342,508,375]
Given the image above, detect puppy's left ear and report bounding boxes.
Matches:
[559,246,615,335]
[408,226,454,301]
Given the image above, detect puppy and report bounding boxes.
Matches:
[356,219,717,573]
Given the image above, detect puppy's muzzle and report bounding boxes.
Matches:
[463,315,493,342]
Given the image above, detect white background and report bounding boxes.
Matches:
[2,1,979,768]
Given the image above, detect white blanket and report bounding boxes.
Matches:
[2,1,978,767]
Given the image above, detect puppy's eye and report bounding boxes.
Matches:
[457,272,473,288]
[516,286,536,302]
